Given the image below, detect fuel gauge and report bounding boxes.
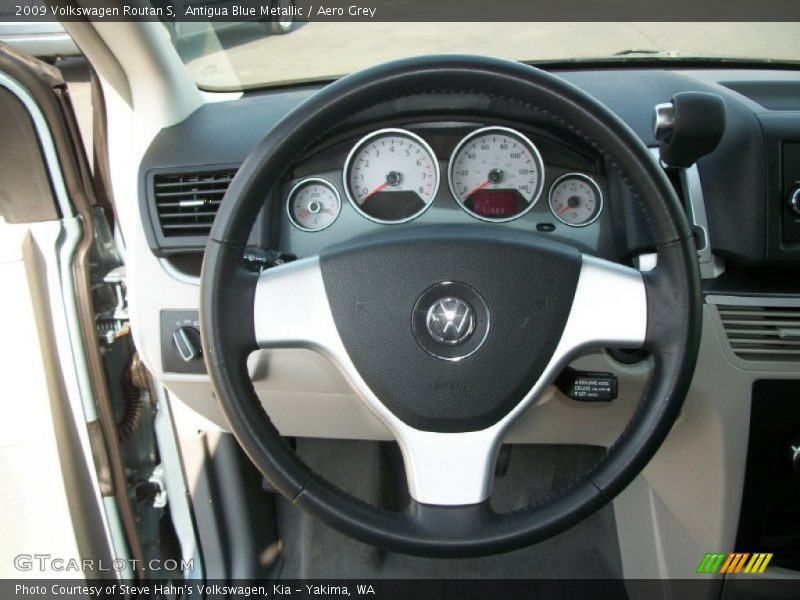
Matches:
[287,178,341,232]
[548,173,603,227]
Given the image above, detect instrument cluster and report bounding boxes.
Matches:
[286,126,604,231]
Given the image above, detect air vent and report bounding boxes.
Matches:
[718,304,800,362]
[153,168,237,238]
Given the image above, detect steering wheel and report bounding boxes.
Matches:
[200,55,701,557]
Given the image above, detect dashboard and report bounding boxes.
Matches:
[140,66,800,286]
[135,65,800,374]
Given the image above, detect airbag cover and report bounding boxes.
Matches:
[320,226,581,432]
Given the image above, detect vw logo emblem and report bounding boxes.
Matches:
[413,282,489,361]
[425,297,475,346]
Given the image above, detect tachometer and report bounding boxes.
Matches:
[448,126,545,222]
[548,173,603,227]
[286,178,341,232]
[344,128,439,224]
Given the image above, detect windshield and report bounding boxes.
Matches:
[170,22,800,91]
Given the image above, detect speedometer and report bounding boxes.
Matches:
[344,128,439,224]
[448,126,545,222]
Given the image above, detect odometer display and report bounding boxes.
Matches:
[344,128,439,224]
[448,127,545,222]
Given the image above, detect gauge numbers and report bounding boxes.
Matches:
[548,173,603,227]
[344,128,439,224]
[448,126,545,222]
[286,178,341,232]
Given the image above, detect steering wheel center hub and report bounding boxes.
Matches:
[320,226,582,432]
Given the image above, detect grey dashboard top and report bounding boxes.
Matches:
[142,68,800,167]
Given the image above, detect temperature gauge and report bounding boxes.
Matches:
[548,173,603,227]
[287,178,341,232]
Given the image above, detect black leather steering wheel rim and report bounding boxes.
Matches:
[200,55,702,557]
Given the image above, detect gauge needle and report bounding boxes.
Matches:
[362,182,388,202]
[558,205,571,214]
[467,181,489,197]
